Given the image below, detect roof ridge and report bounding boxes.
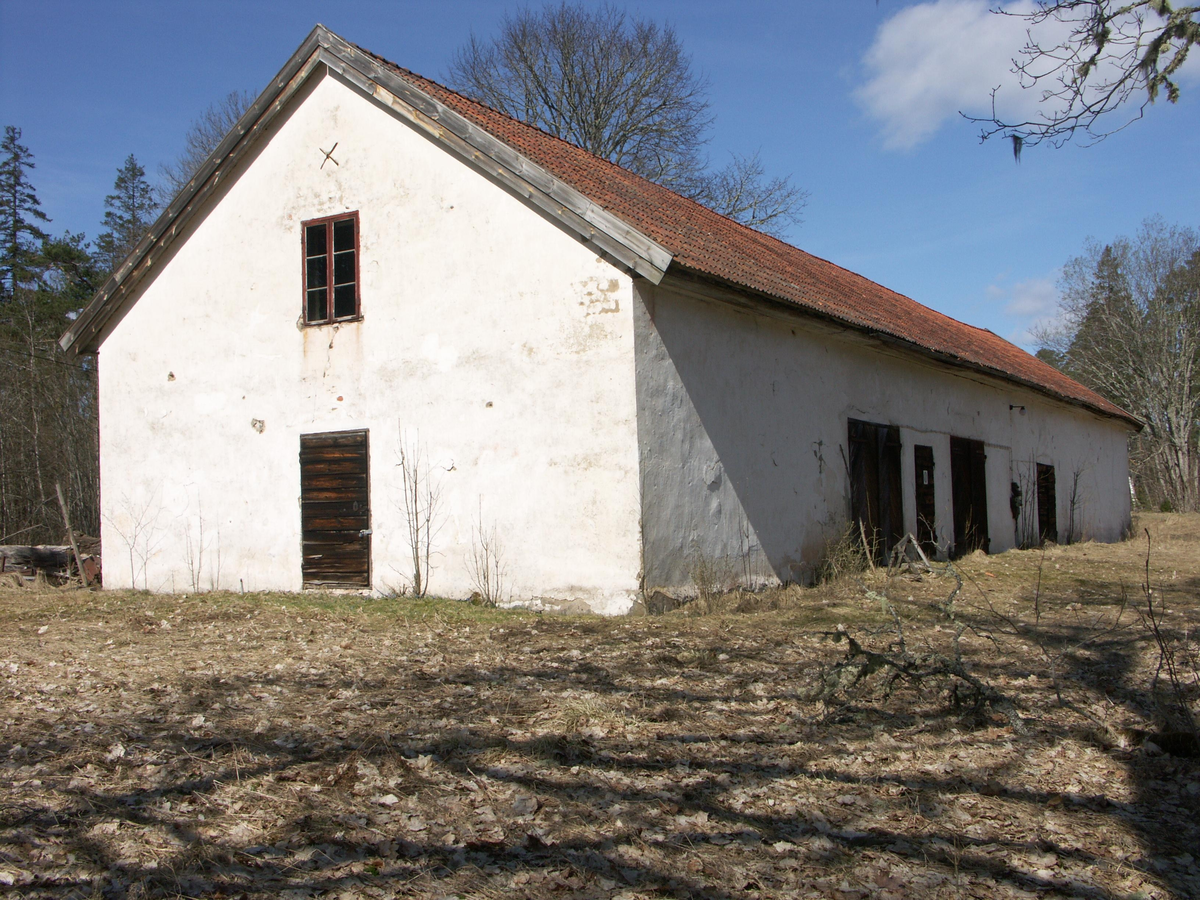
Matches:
[350,41,835,261]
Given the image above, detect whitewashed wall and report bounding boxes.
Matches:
[634,280,1133,589]
[97,68,642,612]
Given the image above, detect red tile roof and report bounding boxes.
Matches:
[362,46,1135,427]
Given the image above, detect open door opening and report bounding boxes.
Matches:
[849,419,903,563]
[1037,463,1058,544]
[950,436,989,557]
[914,444,936,556]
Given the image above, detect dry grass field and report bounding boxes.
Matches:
[1,513,1198,899]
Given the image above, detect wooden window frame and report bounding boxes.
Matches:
[302,211,361,325]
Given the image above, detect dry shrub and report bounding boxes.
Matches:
[816,523,870,584]
[550,694,624,734]
[686,552,736,604]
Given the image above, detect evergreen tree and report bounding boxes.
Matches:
[0,126,50,302]
[1038,220,1200,511]
[94,154,158,276]
[0,132,102,543]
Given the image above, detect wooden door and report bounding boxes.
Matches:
[914,444,936,554]
[300,430,371,588]
[1037,463,1058,544]
[950,436,989,556]
[849,419,903,562]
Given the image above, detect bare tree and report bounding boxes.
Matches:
[447,3,806,235]
[157,91,254,205]
[396,430,443,598]
[688,151,809,239]
[1037,218,1200,510]
[974,2,1199,155]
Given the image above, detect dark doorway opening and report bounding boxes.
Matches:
[300,429,371,588]
[950,436,989,557]
[914,444,936,556]
[849,419,903,563]
[1037,463,1058,544]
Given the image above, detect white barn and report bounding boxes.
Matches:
[61,26,1138,614]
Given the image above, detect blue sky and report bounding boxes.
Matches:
[2,0,1197,349]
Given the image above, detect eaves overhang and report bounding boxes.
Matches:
[661,266,1145,433]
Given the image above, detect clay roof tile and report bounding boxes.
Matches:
[359,46,1134,427]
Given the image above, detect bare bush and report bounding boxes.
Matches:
[1137,529,1199,749]
[107,492,163,590]
[686,550,736,605]
[396,430,443,598]
[467,504,506,607]
[815,523,870,584]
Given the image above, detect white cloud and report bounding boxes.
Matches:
[1003,274,1057,317]
[854,0,1053,150]
[987,271,1063,347]
[857,0,1197,150]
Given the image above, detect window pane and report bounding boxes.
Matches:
[333,218,355,252]
[333,249,355,285]
[333,283,356,318]
[305,223,327,256]
[306,255,327,289]
[307,289,327,322]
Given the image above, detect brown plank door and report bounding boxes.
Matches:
[1036,463,1058,544]
[848,419,903,563]
[950,436,989,557]
[914,444,936,555]
[300,430,371,589]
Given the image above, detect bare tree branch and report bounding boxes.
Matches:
[970,1,1199,153]
[447,3,805,236]
[157,90,254,205]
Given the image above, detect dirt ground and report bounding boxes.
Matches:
[1,514,1198,900]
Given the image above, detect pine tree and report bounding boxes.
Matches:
[0,126,50,302]
[94,154,158,276]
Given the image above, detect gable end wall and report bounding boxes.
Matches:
[97,67,642,611]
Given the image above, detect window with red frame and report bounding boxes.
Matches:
[303,212,359,324]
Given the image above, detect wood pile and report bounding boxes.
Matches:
[0,537,100,585]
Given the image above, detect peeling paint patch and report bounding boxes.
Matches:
[579,276,621,315]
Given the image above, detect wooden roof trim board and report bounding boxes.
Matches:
[59,27,327,355]
[59,25,671,356]
[313,35,672,280]
[61,25,1138,430]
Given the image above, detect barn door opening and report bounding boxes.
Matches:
[300,429,371,588]
[950,436,989,556]
[848,419,903,563]
[914,444,936,555]
[1037,463,1058,544]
